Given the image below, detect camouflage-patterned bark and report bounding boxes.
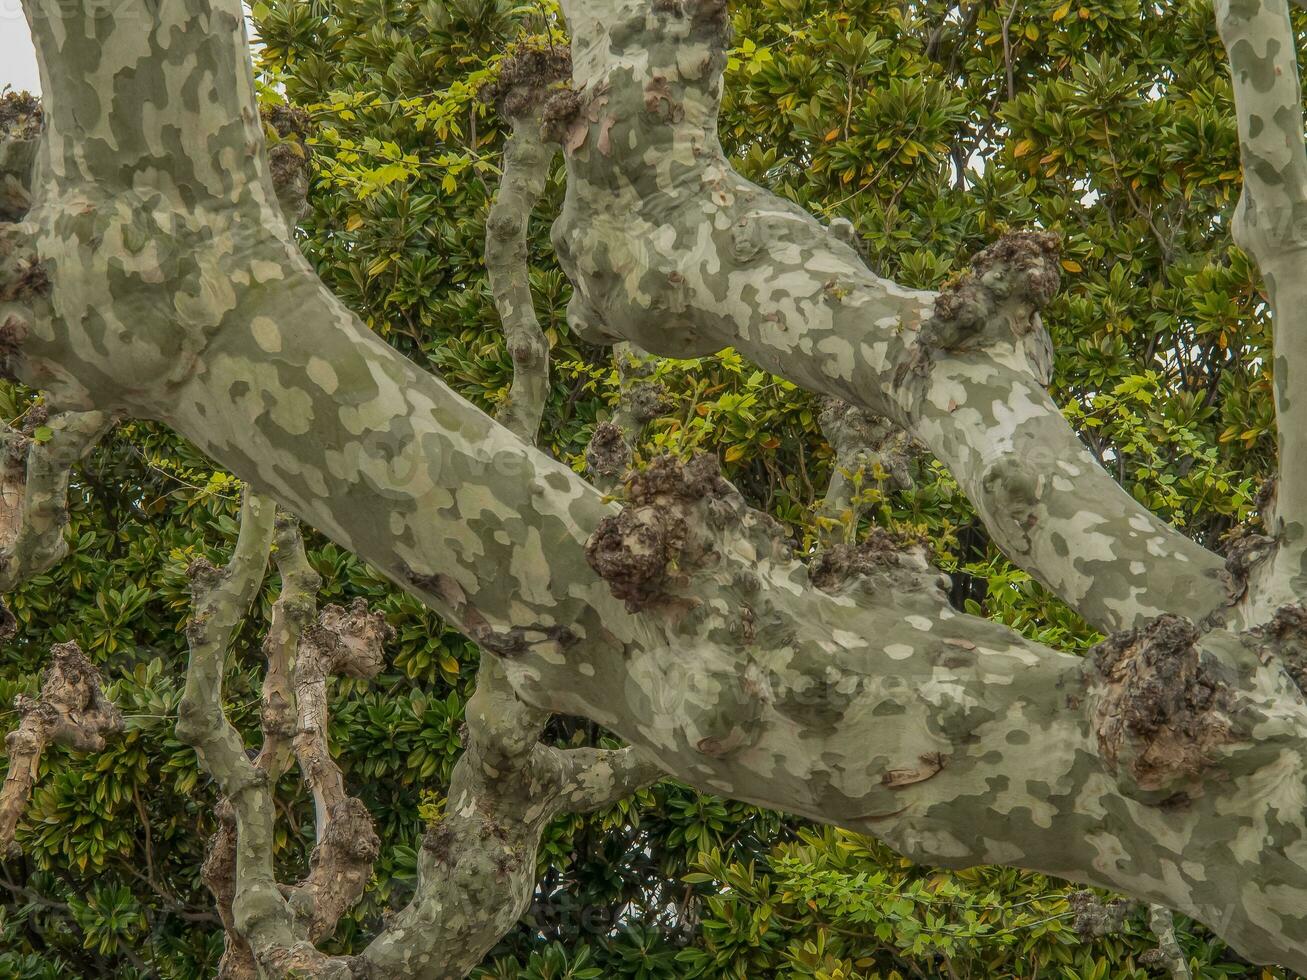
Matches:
[550,0,1232,633]
[9,0,1307,974]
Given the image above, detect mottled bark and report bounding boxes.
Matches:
[362,653,658,980]
[0,409,114,605]
[355,102,662,974]
[0,641,121,853]
[287,594,387,943]
[486,115,556,444]
[1146,904,1193,980]
[175,491,302,976]
[551,0,1230,633]
[817,398,911,547]
[1216,0,1307,619]
[9,0,1307,972]
[252,517,318,782]
[172,74,660,974]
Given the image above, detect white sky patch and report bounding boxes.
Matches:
[0,10,40,94]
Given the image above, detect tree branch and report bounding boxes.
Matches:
[816,398,911,547]
[0,641,122,853]
[1146,904,1193,980]
[252,516,319,782]
[1216,0,1307,616]
[550,0,1230,633]
[585,342,669,491]
[286,592,387,943]
[17,0,1307,970]
[485,105,559,444]
[0,408,114,600]
[175,490,323,977]
[552,744,661,813]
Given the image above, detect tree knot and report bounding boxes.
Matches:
[585,421,631,482]
[1221,528,1277,602]
[585,453,731,612]
[910,230,1061,383]
[482,44,574,119]
[186,557,224,593]
[319,797,381,863]
[261,103,314,222]
[309,598,392,679]
[1087,614,1236,801]
[1068,891,1134,938]
[810,527,938,595]
[0,92,42,143]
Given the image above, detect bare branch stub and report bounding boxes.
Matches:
[481,45,574,121]
[0,641,122,854]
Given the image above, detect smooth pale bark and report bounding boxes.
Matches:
[9,0,1307,972]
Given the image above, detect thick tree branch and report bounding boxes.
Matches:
[549,0,1230,633]
[1216,0,1307,616]
[0,641,121,853]
[17,0,1307,970]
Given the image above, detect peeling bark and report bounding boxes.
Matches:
[0,641,122,854]
[288,594,388,943]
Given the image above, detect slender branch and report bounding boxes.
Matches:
[486,112,558,444]
[816,398,911,547]
[0,641,122,853]
[1146,904,1193,980]
[0,408,115,601]
[1216,0,1307,614]
[286,592,387,943]
[175,490,315,977]
[252,517,320,781]
[585,343,669,491]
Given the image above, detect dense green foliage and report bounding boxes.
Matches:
[0,0,1292,976]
